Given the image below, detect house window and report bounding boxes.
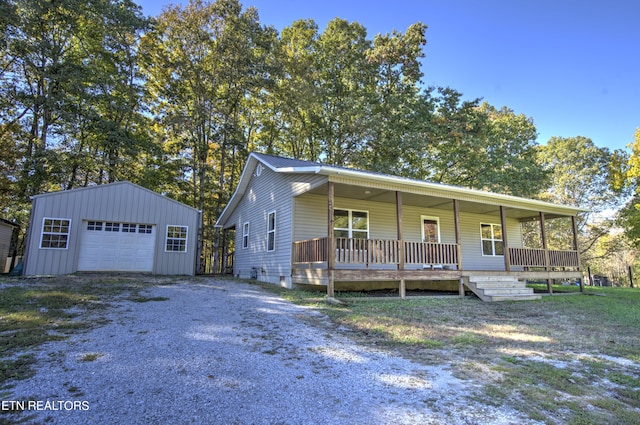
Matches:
[166,225,188,252]
[267,212,276,252]
[333,209,369,239]
[242,222,249,249]
[481,223,503,256]
[421,216,440,243]
[40,218,71,249]
[105,222,120,232]
[87,221,102,231]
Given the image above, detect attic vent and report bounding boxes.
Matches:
[255,164,264,177]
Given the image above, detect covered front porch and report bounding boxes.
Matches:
[291,181,584,300]
[292,236,582,297]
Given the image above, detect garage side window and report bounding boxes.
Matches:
[166,225,188,252]
[40,218,71,249]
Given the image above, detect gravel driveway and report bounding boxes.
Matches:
[5,278,533,424]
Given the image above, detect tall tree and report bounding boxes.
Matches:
[538,136,622,214]
[617,128,640,246]
[140,0,275,272]
[313,18,373,166]
[56,0,151,188]
[414,88,489,186]
[536,136,626,256]
[475,103,547,197]
[255,19,320,159]
[1,0,152,233]
[359,22,427,174]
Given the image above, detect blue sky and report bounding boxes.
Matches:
[137,0,640,152]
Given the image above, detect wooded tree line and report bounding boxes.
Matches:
[1,0,639,281]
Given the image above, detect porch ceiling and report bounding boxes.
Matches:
[307,182,573,220]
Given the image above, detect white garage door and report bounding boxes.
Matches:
[77,221,155,272]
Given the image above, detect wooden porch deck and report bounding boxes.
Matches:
[292,237,582,299]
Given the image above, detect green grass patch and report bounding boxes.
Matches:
[129,296,169,303]
[80,352,103,362]
[0,355,37,383]
[269,282,640,424]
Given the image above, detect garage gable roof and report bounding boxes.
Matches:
[32,181,201,213]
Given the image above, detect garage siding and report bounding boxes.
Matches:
[24,182,200,276]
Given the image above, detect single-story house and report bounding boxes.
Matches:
[216,152,585,301]
[0,218,18,273]
[24,181,201,276]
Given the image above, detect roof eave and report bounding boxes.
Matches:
[316,166,586,216]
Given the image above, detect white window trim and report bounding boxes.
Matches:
[40,217,72,250]
[480,223,503,257]
[165,225,188,253]
[267,211,276,252]
[420,215,441,243]
[333,209,370,239]
[242,222,250,249]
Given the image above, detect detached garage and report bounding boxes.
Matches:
[23,181,201,276]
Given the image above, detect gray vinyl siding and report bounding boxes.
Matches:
[457,211,522,271]
[0,222,14,264]
[24,182,200,276]
[293,194,523,271]
[230,161,326,285]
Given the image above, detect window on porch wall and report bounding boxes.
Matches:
[333,209,369,239]
[481,223,504,256]
[422,216,440,243]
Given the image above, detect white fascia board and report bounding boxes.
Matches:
[316,166,586,215]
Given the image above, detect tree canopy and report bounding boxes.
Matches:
[0,0,634,275]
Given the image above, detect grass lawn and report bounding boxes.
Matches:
[276,285,640,425]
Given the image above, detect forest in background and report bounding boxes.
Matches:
[2,0,640,281]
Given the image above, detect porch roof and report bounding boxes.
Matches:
[216,152,586,227]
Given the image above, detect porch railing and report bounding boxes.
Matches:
[292,237,328,264]
[508,247,579,269]
[293,238,580,270]
[293,237,459,267]
[335,237,401,264]
[404,241,458,265]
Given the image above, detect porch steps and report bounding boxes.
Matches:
[466,276,541,302]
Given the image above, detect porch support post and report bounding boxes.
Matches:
[540,212,553,295]
[572,215,584,293]
[327,181,335,298]
[453,200,464,297]
[396,191,406,298]
[500,206,511,272]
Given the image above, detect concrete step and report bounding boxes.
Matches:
[487,294,542,302]
[473,281,522,289]
[481,288,535,296]
[468,276,520,282]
